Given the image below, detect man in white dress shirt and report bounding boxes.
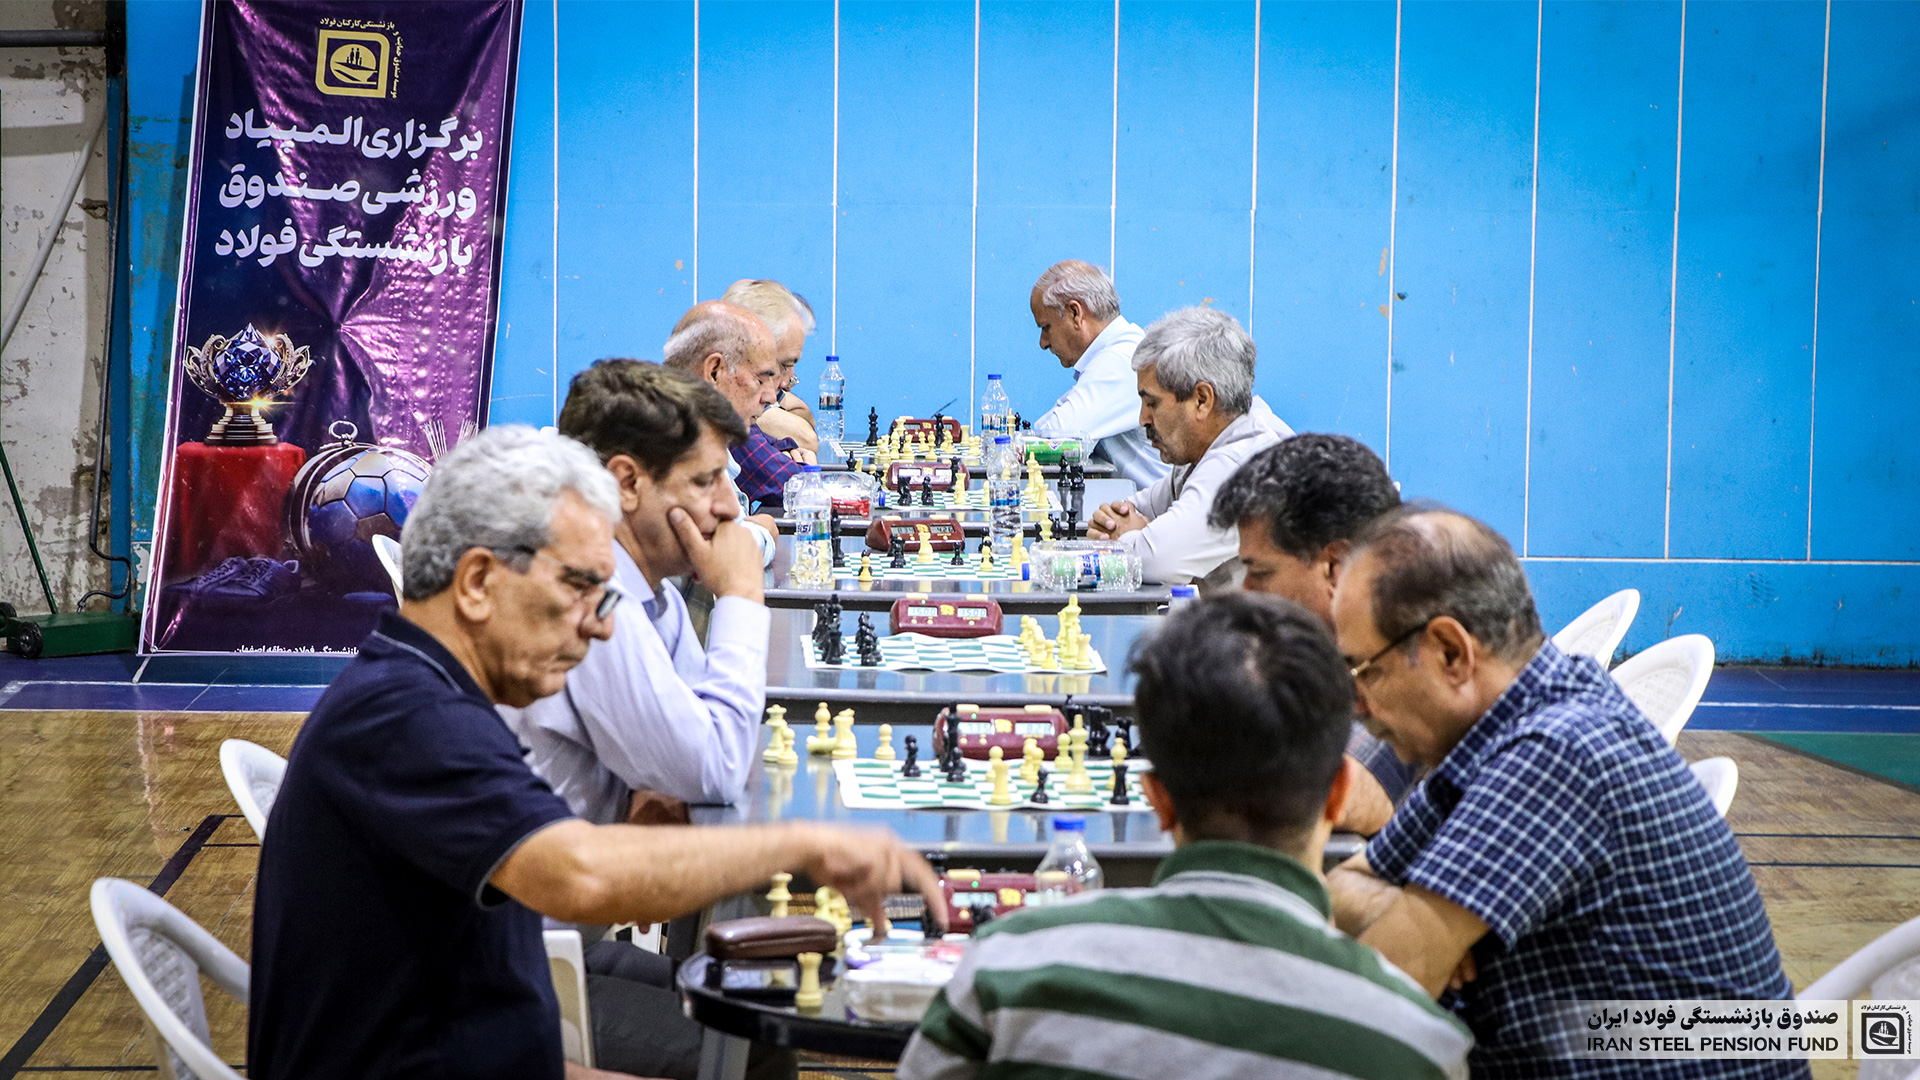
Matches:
[504,360,769,813]
[1028,260,1173,488]
[1087,306,1293,591]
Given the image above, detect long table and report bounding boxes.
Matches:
[762,535,1172,615]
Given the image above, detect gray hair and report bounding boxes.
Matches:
[722,279,815,342]
[398,425,620,601]
[662,309,756,373]
[1350,505,1544,663]
[1034,260,1121,322]
[1131,306,1255,415]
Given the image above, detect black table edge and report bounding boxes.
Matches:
[677,954,916,1060]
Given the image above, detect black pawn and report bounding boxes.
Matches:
[1030,767,1050,805]
[951,534,967,566]
[900,735,921,777]
[1110,761,1130,806]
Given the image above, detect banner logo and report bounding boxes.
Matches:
[315,29,391,97]
[1858,1003,1916,1058]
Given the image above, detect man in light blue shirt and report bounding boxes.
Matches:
[1029,260,1172,488]
[503,360,771,814]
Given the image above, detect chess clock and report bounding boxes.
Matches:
[940,870,1068,934]
[883,459,958,492]
[893,416,964,442]
[888,594,1003,637]
[933,704,1068,761]
[864,515,964,552]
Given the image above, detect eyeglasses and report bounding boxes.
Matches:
[501,547,625,621]
[1347,620,1431,683]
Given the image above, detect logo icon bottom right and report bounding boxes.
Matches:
[1858,1002,1916,1058]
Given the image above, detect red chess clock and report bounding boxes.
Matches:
[934,705,1069,761]
[892,416,964,442]
[940,870,1049,934]
[883,460,958,492]
[865,515,964,552]
[889,595,1003,637]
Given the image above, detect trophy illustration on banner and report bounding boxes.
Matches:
[164,326,315,580]
[183,325,313,444]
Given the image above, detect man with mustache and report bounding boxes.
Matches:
[1086,306,1293,590]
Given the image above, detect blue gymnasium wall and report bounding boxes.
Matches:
[126,1,1920,665]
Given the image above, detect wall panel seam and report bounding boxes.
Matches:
[970,0,979,425]
[1523,0,1542,557]
[1806,0,1831,561]
[1249,0,1260,328]
[1384,0,1402,470]
[1663,0,1687,560]
[832,0,840,352]
[692,0,700,304]
[551,0,559,424]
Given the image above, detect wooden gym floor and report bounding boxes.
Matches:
[0,703,1915,1079]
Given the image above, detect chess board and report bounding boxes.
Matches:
[847,444,981,465]
[829,552,1026,582]
[872,488,1059,514]
[802,632,1106,674]
[834,755,1146,811]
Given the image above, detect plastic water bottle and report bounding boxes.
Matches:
[816,356,845,465]
[1032,818,1104,904]
[979,373,1011,440]
[789,465,832,586]
[986,434,1021,558]
[1167,584,1199,611]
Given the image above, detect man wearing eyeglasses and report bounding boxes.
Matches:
[662,300,784,559]
[251,425,943,1080]
[1322,507,1802,1080]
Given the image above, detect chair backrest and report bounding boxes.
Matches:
[90,879,249,1080]
[1610,634,1716,744]
[218,739,286,841]
[543,929,594,1068]
[1687,757,1739,817]
[1551,588,1641,669]
[372,534,404,600]
[1802,912,1920,1002]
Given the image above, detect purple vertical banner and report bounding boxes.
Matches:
[144,0,521,654]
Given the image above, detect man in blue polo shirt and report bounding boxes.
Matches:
[1324,507,1805,1080]
[249,425,943,1080]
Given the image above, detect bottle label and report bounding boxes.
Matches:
[818,393,843,410]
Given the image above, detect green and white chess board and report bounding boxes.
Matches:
[802,632,1106,674]
[876,488,1059,514]
[834,755,1145,811]
[830,552,1027,582]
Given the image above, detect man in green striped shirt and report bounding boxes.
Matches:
[899,593,1472,1080]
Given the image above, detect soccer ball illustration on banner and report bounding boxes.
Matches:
[284,420,432,590]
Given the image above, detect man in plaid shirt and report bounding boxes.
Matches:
[1325,507,1806,1080]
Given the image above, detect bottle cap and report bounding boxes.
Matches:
[826,355,838,362]
[804,464,822,473]
[987,373,1002,380]
[1051,817,1086,832]
[1169,584,1198,598]
[994,435,1012,444]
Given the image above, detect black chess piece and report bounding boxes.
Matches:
[1113,712,1133,755]
[920,476,934,507]
[949,456,963,488]
[896,475,911,505]
[888,533,907,568]
[1030,766,1050,804]
[826,592,843,627]
[1087,712,1110,756]
[829,509,845,568]
[950,535,967,566]
[1110,760,1130,806]
[821,626,845,665]
[856,614,881,666]
[900,735,921,777]
[812,600,834,651]
[867,407,880,446]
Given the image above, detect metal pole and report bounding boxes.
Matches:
[0,110,106,358]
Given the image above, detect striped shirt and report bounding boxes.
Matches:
[899,840,1472,1080]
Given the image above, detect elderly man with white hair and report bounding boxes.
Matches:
[1028,260,1172,488]
[723,277,819,455]
[1086,306,1293,590]
[248,425,943,1080]
[662,299,782,562]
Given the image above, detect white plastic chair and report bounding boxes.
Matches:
[544,929,594,1067]
[218,739,286,841]
[373,534,404,600]
[90,878,248,1080]
[1551,588,1640,669]
[1688,757,1739,817]
[1802,913,1920,1079]
[1611,634,1715,744]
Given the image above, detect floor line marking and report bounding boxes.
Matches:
[0,816,229,1079]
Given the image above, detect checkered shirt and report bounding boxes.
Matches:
[1366,641,1806,1080]
[731,428,802,507]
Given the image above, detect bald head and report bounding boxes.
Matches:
[662,300,780,421]
[1347,507,1543,663]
